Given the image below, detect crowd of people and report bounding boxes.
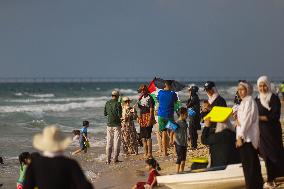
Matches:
[12,75,284,189]
[103,76,284,189]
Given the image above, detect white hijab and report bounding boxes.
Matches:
[207,87,219,105]
[257,75,272,111]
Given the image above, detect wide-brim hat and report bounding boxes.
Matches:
[33,125,72,153]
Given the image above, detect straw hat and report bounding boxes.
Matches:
[33,125,72,153]
[122,96,131,102]
[111,90,120,96]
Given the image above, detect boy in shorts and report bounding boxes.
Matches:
[170,107,188,173]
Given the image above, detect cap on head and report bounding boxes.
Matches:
[189,85,199,93]
[204,81,215,91]
[111,90,119,97]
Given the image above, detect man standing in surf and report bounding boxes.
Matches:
[104,90,122,164]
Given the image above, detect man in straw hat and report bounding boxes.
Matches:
[104,90,122,164]
[23,125,93,189]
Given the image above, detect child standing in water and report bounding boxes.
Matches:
[132,158,161,189]
[17,152,31,189]
[71,121,89,155]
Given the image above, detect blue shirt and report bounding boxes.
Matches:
[157,90,178,118]
[79,127,88,143]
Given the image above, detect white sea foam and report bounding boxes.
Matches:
[14,92,23,96]
[6,96,109,103]
[0,100,106,113]
[115,88,137,94]
[28,93,55,98]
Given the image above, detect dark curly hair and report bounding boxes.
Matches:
[146,158,161,171]
[19,152,31,170]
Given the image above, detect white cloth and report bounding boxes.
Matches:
[257,75,272,111]
[208,87,219,104]
[106,126,121,161]
[236,96,260,149]
[43,151,64,158]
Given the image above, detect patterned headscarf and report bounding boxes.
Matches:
[238,81,253,96]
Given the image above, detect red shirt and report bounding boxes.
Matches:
[147,169,160,186]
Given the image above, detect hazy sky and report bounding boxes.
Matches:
[0,0,284,79]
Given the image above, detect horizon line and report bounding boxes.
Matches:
[0,76,283,83]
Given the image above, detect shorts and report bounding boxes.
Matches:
[175,143,187,164]
[158,116,174,132]
[140,126,152,139]
[79,140,87,150]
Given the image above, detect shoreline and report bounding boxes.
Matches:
[1,102,284,189]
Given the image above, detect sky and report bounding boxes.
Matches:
[0,0,284,80]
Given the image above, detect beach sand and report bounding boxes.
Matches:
[1,101,284,189]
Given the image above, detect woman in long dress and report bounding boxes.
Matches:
[236,81,263,189]
[256,76,284,188]
[121,97,139,155]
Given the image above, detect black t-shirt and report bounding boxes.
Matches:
[24,155,93,189]
[138,94,155,114]
[211,95,227,108]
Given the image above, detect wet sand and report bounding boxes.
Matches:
[1,101,284,189]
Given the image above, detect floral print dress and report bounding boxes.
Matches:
[121,106,139,155]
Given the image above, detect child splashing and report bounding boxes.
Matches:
[71,121,90,155]
[132,158,161,189]
[17,152,31,189]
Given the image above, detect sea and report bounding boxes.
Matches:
[0,81,282,184]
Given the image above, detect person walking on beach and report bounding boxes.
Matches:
[23,126,93,189]
[104,90,122,164]
[235,81,263,189]
[157,80,178,157]
[256,76,284,188]
[170,107,188,173]
[186,85,201,150]
[137,84,155,158]
[121,97,139,155]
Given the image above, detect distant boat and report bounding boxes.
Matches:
[157,161,266,189]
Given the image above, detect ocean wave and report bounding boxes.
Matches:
[28,93,55,98]
[115,88,137,94]
[0,100,106,113]
[14,92,23,96]
[6,96,109,103]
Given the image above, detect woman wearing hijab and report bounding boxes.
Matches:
[121,96,139,155]
[236,81,263,189]
[23,126,93,189]
[256,76,284,188]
